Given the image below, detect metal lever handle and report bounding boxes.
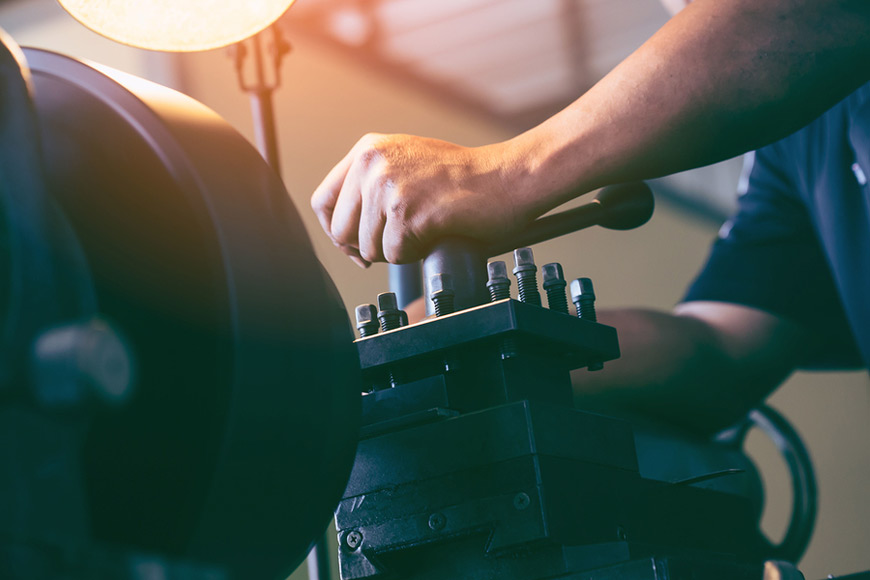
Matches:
[421,182,655,314]
[485,181,655,257]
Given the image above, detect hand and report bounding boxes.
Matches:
[311,133,527,266]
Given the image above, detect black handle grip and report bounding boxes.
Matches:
[485,182,654,257]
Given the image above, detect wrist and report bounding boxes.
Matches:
[499,122,600,221]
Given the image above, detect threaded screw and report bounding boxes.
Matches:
[512,248,541,306]
[429,273,456,317]
[570,278,597,322]
[542,263,569,314]
[376,292,402,331]
[570,277,603,371]
[355,304,379,338]
[486,261,511,302]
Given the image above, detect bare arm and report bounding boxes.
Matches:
[312,0,870,266]
[573,301,808,434]
[511,0,870,215]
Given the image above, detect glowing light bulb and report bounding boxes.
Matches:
[57,0,296,52]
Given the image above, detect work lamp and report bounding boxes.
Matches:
[56,0,296,52]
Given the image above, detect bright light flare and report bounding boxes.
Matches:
[57,0,296,52]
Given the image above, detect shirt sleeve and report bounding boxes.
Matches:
[682,145,863,369]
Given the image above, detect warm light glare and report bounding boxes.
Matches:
[57,0,296,52]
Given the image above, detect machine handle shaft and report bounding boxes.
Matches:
[485,182,655,258]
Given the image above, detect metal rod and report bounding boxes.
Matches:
[248,35,282,173]
[485,182,654,257]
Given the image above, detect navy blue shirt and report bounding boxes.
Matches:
[685,84,870,369]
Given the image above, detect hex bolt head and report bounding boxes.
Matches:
[570,278,603,371]
[488,260,509,281]
[512,247,537,274]
[486,261,511,302]
[542,263,569,314]
[376,292,402,331]
[429,272,454,295]
[355,304,379,338]
[542,263,565,286]
[377,291,398,312]
[570,277,596,302]
[429,273,456,316]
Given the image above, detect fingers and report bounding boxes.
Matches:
[358,192,387,263]
[311,146,356,242]
[311,134,391,266]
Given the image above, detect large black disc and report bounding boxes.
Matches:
[24,48,360,579]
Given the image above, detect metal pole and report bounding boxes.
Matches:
[248,35,281,170]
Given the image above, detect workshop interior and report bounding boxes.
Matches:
[2,0,870,579]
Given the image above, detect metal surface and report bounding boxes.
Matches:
[11,45,360,578]
[341,292,773,578]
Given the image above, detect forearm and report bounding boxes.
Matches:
[573,305,804,434]
[505,0,870,219]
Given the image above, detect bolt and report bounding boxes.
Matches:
[344,530,363,550]
[428,512,446,531]
[512,248,541,306]
[486,261,511,302]
[570,278,597,321]
[570,278,603,371]
[355,304,379,338]
[542,263,569,314]
[513,492,531,510]
[429,273,456,317]
[376,292,402,331]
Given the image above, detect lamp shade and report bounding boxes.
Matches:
[57,0,296,52]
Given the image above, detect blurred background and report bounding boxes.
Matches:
[2,0,868,578]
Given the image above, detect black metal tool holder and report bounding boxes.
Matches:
[341,302,770,580]
[335,184,784,580]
